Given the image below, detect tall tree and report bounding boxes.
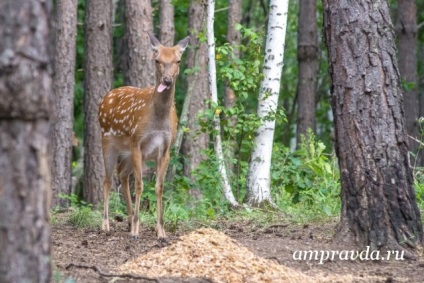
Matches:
[182,0,209,177]
[83,0,113,205]
[296,0,318,146]
[207,0,240,207]
[396,0,419,164]
[224,0,242,110]
[51,0,78,208]
[0,0,52,282]
[125,0,155,87]
[224,0,242,173]
[159,0,175,46]
[323,0,423,252]
[246,0,289,207]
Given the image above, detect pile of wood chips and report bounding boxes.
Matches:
[117,228,318,283]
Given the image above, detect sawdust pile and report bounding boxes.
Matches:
[118,228,319,283]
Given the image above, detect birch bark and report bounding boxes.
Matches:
[246,0,289,207]
[207,0,239,207]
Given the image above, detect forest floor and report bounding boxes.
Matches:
[52,214,424,283]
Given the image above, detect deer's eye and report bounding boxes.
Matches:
[155,60,160,64]
[176,60,181,64]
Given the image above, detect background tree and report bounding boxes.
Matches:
[396,0,419,164]
[207,0,239,207]
[83,0,113,205]
[51,0,78,208]
[225,0,242,110]
[246,0,289,207]
[125,0,155,87]
[159,0,175,45]
[323,0,423,252]
[0,0,52,282]
[224,0,242,173]
[296,0,318,147]
[182,0,209,177]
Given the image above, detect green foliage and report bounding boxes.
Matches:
[271,130,341,217]
[59,194,102,228]
[414,169,424,211]
[52,267,76,283]
[68,206,102,229]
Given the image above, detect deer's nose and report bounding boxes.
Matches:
[163,77,173,86]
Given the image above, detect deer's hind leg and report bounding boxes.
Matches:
[101,138,118,231]
[118,156,133,231]
[130,142,144,238]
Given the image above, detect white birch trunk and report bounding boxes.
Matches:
[207,0,240,208]
[246,0,289,207]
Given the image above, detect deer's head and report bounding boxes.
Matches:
[148,32,189,93]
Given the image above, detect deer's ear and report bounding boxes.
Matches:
[147,31,161,52]
[176,36,190,53]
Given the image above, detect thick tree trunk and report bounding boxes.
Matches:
[182,0,209,177]
[0,1,52,282]
[51,0,78,208]
[159,0,175,46]
[83,0,113,205]
[246,0,289,207]
[125,0,155,87]
[323,0,423,252]
[296,0,318,146]
[396,0,419,165]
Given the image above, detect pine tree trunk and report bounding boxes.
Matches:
[246,0,289,207]
[0,1,52,281]
[296,0,318,146]
[224,0,242,110]
[125,0,155,87]
[51,0,78,208]
[224,0,242,174]
[396,0,419,164]
[83,0,113,205]
[323,0,423,253]
[159,0,175,46]
[182,0,209,177]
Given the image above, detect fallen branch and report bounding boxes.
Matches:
[65,263,158,282]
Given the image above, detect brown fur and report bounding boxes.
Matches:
[98,33,189,239]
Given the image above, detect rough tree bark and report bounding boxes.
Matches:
[125,0,155,87]
[83,0,113,205]
[51,0,78,208]
[0,0,52,282]
[224,0,242,110]
[396,0,419,164]
[246,0,289,207]
[296,0,318,147]
[207,0,240,207]
[159,0,175,46]
[224,0,242,174]
[182,0,209,177]
[323,0,423,253]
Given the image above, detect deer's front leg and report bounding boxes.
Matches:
[131,143,143,239]
[155,151,170,239]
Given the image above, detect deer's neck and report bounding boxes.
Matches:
[152,83,175,120]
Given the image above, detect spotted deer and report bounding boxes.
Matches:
[98,32,189,239]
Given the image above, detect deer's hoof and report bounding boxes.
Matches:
[131,235,140,240]
[102,220,110,231]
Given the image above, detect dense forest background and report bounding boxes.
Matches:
[2,0,424,282]
[62,0,424,220]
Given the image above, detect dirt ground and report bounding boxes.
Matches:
[52,216,424,282]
